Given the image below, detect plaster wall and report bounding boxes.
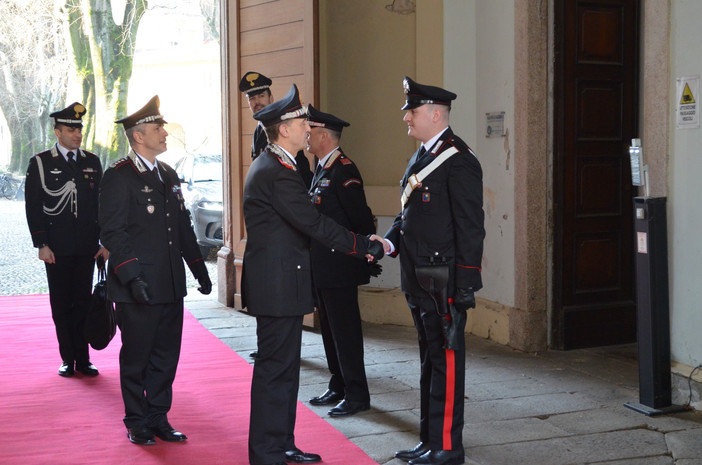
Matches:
[668,1,702,374]
[320,1,518,346]
[445,0,516,308]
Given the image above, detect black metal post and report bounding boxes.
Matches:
[625,197,685,416]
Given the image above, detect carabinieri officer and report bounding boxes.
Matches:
[306,105,377,417]
[25,102,108,377]
[381,77,485,465]
[99,95,212,446]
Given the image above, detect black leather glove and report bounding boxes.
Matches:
[444,304,467,350]
[197,274,212,295]
[368,262,383,278]
[366,236,384,262]
[130,274,151,304]
[454,288,476,312]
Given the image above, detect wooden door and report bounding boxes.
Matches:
[220,0,318,308]
[553,0,639,349]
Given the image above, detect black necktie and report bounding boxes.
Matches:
[67,151,77,168]
[417,146,426,159]
[151,166,163,184]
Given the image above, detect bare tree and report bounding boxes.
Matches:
[200,0,220,44]
[64,0,147,165]
[1,0,215,170]
[0,0,68,173]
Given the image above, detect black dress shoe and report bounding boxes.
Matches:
[308,389,343,406]
[127,426,156,445]
[328,399,370,417]
[150,423,187,442]
[76,363,99,376]
[395,442,430,462]
[58,362,74,377]
[409,449,464,465]
[284,447,322,463]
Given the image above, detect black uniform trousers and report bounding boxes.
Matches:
[409,301,465,452]
[249,314,303,465]
[45,254,95,366]
[115,300,184,429]
[315,286,370,402]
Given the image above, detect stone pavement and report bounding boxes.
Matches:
[185,293,702,465]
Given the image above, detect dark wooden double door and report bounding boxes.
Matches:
[553,0,640,349]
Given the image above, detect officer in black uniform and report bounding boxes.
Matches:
[25,102,108,377]
[306,105,376,417]
[380,78,485,465]
[239,71,315,361]
[242,84,385,465]
[99,95,212,446]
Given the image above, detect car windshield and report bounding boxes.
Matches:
[192,155,222,182]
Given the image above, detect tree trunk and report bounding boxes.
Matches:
[65,0,146,165]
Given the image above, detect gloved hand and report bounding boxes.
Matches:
[366,236,384,263]
[454,288,476,312]
[130,274,151,304]
[197,274,212,295]
[368,262,383,278]
[444,304,468,350]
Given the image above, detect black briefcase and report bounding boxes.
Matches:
[84,256,116,350]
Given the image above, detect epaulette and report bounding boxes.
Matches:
[110,157,131,168]
[340,157,353,165]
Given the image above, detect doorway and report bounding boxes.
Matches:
[552,0,640,349]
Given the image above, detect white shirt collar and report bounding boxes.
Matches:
[317,146,340,169]
[135,153,158,171]
[274,145,298,165]
[56,143,77,161]
[422,127,449,154]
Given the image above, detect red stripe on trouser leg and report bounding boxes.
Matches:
[442,348,456,450]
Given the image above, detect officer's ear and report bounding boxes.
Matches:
[279,121,291,138]
[132,128,145,144]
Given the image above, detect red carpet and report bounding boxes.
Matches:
[0,294,378,465]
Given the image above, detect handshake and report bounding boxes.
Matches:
[365,234,387,263]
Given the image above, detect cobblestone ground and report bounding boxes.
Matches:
[0,198,218,296]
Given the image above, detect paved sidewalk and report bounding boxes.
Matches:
[185,293,702,465]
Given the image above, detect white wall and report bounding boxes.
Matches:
[444,0,515,307]
[668,1,702,370]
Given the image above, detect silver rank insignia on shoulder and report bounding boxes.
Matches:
[147,204,155,214]
[141,185,153,193]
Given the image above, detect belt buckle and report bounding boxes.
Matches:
[408,174,420,190]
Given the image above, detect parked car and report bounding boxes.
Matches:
[174,153,223,258]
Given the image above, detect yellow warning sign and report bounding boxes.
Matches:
[681,83,696,104]
[677,76,700,128]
